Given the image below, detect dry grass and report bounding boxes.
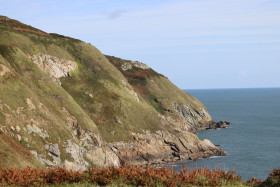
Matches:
[0,165,243,186]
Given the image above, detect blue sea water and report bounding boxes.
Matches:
[171,88,280,181]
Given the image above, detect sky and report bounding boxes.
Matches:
[1,0,280,89]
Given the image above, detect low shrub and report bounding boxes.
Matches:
[0,165,243,186]
[256,168,280,187]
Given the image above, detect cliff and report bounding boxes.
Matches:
[0,15,225,170]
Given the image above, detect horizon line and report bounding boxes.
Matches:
[182,87,280,90]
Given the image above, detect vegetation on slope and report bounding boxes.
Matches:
[0,15,172,142]
[0,130,42,168]
[105,55,164,111]
[106,55,212,128]
[0,166,244,186]
[0,15,217,169]
[247,168,280,187]
[0,18,102,167]
[0,44,100,167]
[106,55,203,109]
[1,165,279,186]
[0,15,171,168]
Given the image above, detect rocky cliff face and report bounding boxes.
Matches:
[173,103,212,130]
[0,16,226,170]
[28,53,77,84]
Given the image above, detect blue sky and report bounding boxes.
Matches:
[1,0,280,89]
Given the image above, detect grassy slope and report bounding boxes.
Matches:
[0,18,100,167]
[0,16,164,157]
[0,130,42,168]
[106,55,211,124]
[0,15,212,168]
[58,43,164,142]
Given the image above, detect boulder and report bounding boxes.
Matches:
[49,144,60,157]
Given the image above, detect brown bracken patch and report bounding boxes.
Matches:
[131,85,149,98]
[12,27,49,36]
[0,130,33,159]
[0,165,242,186]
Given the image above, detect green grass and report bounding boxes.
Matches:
[0,44,16,61]
[0,17,160,168]
[0,35,100,166]
[106,55,211,128]
[0,17,207,145]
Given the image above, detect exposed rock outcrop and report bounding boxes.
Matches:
[48,144,60,157]
[197,120,232,130]
[65,140,89,171]
[173,103,232,130]
[66,120,120,169]
[26,124,49,139]
[108,130,226,166]
[173,103,212,129]
[30,150,61,167]
[121,61,149,71]
[25,108,120,171]
[30,121,121,171]
[28,53,77,84]
[0,16,11,21]
[0,64,10,77]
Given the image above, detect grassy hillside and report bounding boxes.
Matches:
[0,15,215,168]
[0,16,168,143]
[0,16,103,167]
[106,55,212,128]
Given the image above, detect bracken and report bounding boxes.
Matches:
[0,165,243,186]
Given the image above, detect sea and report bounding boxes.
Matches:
[169,88,280,181]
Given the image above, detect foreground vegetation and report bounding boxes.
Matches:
[0,165,279,186]
[0,165,242,186]
[0,165,265,186]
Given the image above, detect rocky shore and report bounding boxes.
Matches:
[107,129,227,166]
[194,120,232,131]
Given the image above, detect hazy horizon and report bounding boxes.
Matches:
[1,0,280,89]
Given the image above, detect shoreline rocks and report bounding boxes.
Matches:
[195,120,232,131]
[107,130,226,166]
[106,120,231,167]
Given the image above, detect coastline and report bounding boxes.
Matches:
[107,121,231,167]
